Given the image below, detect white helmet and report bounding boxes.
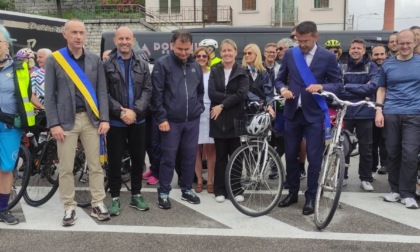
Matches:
[246,113,271,135]
[199,39,218,50]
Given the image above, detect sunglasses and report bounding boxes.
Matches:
[276,47,285,52]
[195,54,208,59]
[333,50,339,54]
[243,51,253,56]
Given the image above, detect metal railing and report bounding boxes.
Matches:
[146,5,232,25]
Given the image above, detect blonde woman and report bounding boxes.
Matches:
[193,47,215,193]
[242,43,274,117]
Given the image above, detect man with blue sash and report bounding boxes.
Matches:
[44,19,110,226]
[275,21,342,215]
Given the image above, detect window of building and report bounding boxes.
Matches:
[314,0,329,8]
[171,0,180,14]
[159,0,168,13]
[242,0,256,11]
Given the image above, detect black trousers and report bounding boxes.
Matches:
[213,137,241,197]
[372,124,387,171]
[107,123,146,197]
[384,114,420,198]
[344,119,373,182]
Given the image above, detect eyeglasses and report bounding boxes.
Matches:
[265,50,276,54]
[194,54,208,59]
[276,47,285,52]
[243,51,253,56]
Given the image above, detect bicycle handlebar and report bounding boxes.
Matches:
[248,95,286,107]
[315,91,376,108]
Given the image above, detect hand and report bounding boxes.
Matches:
[51,125,65,142]
[306,84,323,93]
[267,105,275,118]
[210,105,223,120]
[280,89,294,99]
[159,121,170,132]
[375,110,384,128]
[98,122,110,135]
[120,107,137,125]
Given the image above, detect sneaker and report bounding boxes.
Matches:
[234,195,245,202]
[378,166,388,174]
[383,192,400,202]
[401,197,419,209]
[108,198,121,216]
[91,203,111,221]
[62,208,76,227]
[0,210,19,225]
[157,193,171,209]
[361,181,374,191]
[130,194,149,211]
[269,171,279,179]
[215,195,226,203]
[147,175,159,185]
[181,190,201,204]
[142,169,152,180]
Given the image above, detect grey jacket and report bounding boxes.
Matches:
[44,48,109,131]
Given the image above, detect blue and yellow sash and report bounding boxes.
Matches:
[52,48,107,163]
[292,47,332,143]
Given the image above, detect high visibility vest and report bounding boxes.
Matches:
[211,57,222,66]
[13,60,35,128]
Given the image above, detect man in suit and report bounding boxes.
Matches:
[44,19,110,226]
[275,21,342,215]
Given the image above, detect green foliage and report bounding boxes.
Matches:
[0,0,11,9]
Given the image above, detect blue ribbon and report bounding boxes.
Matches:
[292,47,332,141]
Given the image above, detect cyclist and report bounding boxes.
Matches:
[324,39,343,69]
[199,38,222,67]
[0,25,36,225]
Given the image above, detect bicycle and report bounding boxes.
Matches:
[314,91,375,230]
[22,110,59,207]
[225,96,285,217]
[8,141,32,210]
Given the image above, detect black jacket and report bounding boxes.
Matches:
[103,49,152,122]
[208,63,249,138]
[151,51,204,123]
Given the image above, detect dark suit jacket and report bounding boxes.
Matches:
[275,45,343,123]
[44,49,109,131]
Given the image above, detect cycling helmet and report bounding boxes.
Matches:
[324,39,341,49]
[246,113,271,135]
[16,48,35,59]
[199,39,218,50]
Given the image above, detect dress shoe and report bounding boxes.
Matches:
[302,200,314,215]
[278,193,298,207]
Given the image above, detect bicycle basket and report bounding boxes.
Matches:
[234,113,270,136]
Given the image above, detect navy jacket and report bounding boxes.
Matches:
[338,53,379,119]
[275,46,343,123]
[151,51,204,124]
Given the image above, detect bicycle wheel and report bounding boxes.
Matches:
[8,144,31,210]
[314,147,345,229]
[349,144,359,157]
[121,152,131,183]
[226,142,284,217]
[24,139,59,207]
[74,148,91,208]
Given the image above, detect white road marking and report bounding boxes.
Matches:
[3,189,420,244]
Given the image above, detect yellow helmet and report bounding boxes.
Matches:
[325,39,341,49]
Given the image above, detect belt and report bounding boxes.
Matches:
[76,108,87,113]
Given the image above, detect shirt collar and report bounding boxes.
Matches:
[67,47,85,60]
[308,44,317,56]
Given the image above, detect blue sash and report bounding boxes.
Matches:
[292,47,332,142]
[52,48,107,163]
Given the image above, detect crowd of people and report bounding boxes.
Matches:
[1,19,420,228]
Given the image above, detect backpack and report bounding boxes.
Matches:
[341,129,358,157]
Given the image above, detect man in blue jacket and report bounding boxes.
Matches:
[151,30,204,209]
[339,38,379,191]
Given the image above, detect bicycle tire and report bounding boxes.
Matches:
[24,139,59,207]
[8,144,31,210]
[225,142,284,217]
[314,147,345,229]
[349,144,359,157]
